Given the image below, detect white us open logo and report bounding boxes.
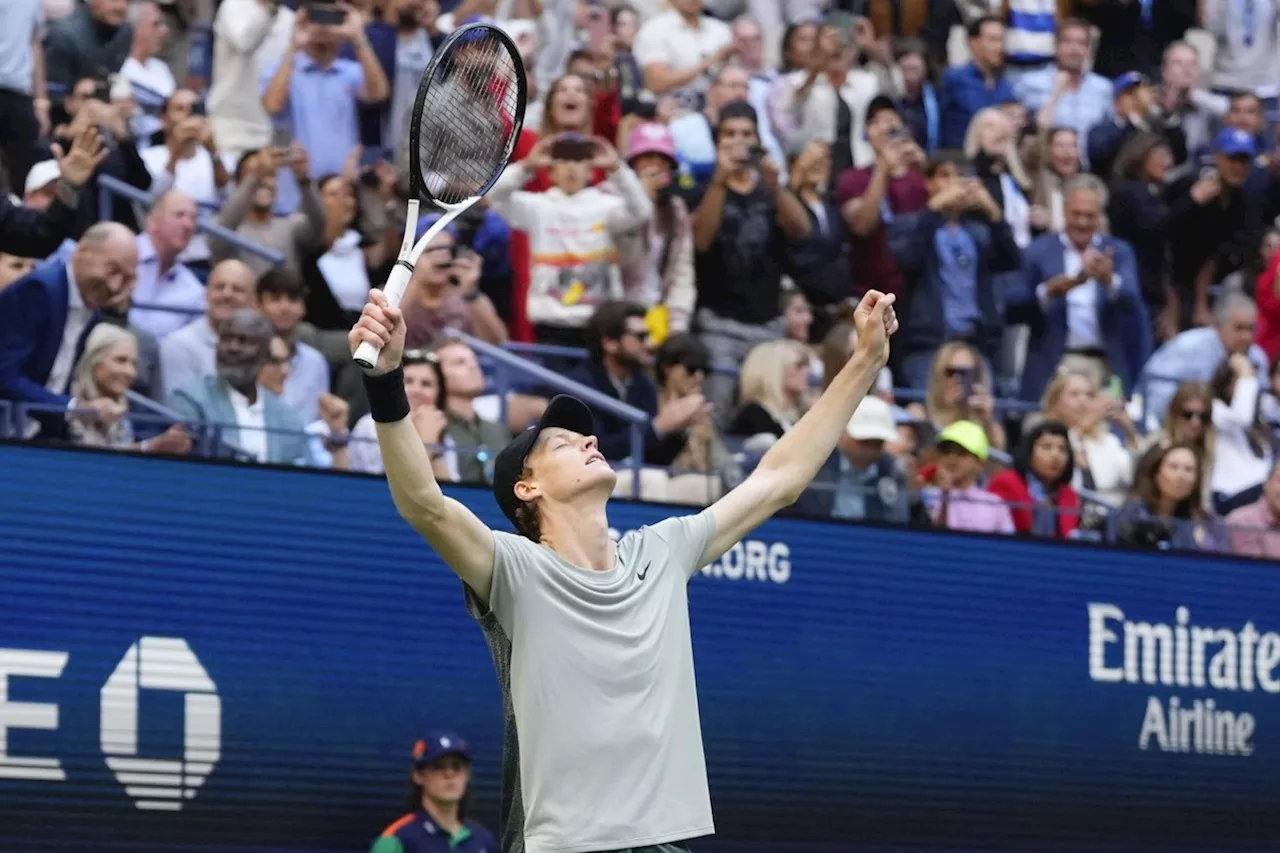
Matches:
[0,637,221,812]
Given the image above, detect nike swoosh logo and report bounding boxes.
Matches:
[636,562,651,581]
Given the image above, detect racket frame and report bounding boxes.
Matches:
[352,22,527,371]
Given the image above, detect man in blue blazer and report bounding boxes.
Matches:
[1008,174,1153,402]
[167,308,314,466]
[0,222,139,426]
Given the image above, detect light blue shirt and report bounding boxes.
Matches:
[668,104,786,186]
[1141,326,1270,425]
[935,224,980,337]
[260,52,365,181]
[0,0,42,94]
[129,235,208,341]
[280,340,330,423]
[1015,66,1114,160]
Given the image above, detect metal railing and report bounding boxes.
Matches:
[98,174,285,267]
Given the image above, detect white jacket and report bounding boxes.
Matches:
[489,163,653,328]
[208,0,295,155]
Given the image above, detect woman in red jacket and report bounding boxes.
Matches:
[1254,232,1280,362]
[987,419,1081,538]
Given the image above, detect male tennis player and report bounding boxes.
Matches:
[349,288,898,853]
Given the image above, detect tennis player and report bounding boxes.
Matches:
[349,288,898,853]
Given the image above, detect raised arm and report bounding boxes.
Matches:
[348,289,497,601]
[701,291,899,564]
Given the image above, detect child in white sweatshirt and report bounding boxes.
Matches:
[487,133,653,345]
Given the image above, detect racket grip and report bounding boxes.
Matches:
[352,262,414,371]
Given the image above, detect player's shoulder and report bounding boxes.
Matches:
[623,509,715,559]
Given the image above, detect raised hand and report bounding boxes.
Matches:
[852,289,898,366]
[349,288,406,375]
[52,126,108,188]
[589,137,621,173]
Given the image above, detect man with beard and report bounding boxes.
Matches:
[211,146,325,280]
[166,308,314,464]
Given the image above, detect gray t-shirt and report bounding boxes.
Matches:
[465,510,717,853]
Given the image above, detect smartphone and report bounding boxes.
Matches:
[307,2,345,26]
[886,126,910,144]
[953,367,976,400]
[189,99,206,117]
[745,144,767,167]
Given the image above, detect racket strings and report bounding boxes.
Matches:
[415,31,521,206]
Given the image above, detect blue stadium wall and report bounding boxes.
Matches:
[1,443,1278,853]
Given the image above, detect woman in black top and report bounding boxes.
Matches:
[1108,132,1176,341]
[728,338,812,439]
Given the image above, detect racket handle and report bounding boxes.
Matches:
[352,262,414,371]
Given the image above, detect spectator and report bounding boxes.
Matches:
[166,308,313,465]
[610,6,643,116]
[385,0,445,153]
[211,146,323,279]
[918,340,1006,451]
[1140,293,1269,425]
[785,141,852,315]
[692,101,811,413]
[1226,460,1280,558]
[1156,41,1228,168]
[489,134,651,349]
[261,6,390,185]
[1015,19,1113,155]
[780,290,821,384]
[670,65,782,188]
[347,348,455,479]
[1077,0,1196,81]
[1010,174,1151,404]
[886,151,1021,390]
[1255,243,1280,362]
[764,20,818,139]
[51,86,152,232]
[726,338,810,441]
[1167,129,1268,328]
[21,160,61,211]
[837,95,929,300]
[119,0,174,141]
[784,22,897,179]
[1219,92,1268,153]
[370,733,497,853]
[0,0,51,196]
[141,90,232,268]
[964,107,1032,247]
[819,316,895,399]
[43,0,132,92]
[1088,73,1186,187]
[256,267,329,424]
[824,395,911,524]
[1108,132,1177,338]
[988,419,1081,538]
[940,15,1015,150]
[0,223,137,424]
[435,339,510,484]
[917,419,1015,534]
[1028,126,1081,234]
[159,258,257,395]
[256,333,293,399]
[400,217,506,351]
[67,323,190,453]
[301,173,371,338]
[731,15,783,151]
[0,255,36,289]
[1210,354,1274,514]
[305,390,351,470]
[568,301,708,466]
[654,333,726,481]
[1202,0,1280,123]
[1039,370,1136,508]
[1115,442,1224,551]
[208,0,296,162]
[894,39,940,156]
[0,126,105,258]
[129,190,205,341]
[631,0,733,114]
[617,122,696,340]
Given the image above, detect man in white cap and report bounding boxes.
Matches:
[828,395,912,524]
[22,160,62,211]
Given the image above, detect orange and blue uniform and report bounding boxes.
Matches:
[371,810,498,853]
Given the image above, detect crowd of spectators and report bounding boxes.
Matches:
[3,0,1280,559]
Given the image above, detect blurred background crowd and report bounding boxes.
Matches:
[3,0,1280,557]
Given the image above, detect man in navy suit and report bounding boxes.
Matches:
[0,222,139,428]
[1008,174,1152,402]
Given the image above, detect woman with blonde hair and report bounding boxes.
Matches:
[68,325,190,454]
[920,341,1006,450]
[1039,370,1137,507]
[1138,380,1217,511]
[964,106,1032,248]
[727,338,812,441]
[1026,126,1082,234]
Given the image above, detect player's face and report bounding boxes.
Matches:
[521,427,615,504]
[414,756,470,805]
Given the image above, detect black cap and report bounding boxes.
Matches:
[865,94,899,125]
[492,395,596,526]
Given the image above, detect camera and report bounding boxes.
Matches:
[307,2,345,26]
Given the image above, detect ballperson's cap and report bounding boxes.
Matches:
[493,394,596,526]
[412,732,471,765]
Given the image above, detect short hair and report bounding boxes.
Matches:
[1214,291,1257,324]
[966,14,1003,39]
[1062,173,1109,207]
[256,267,308,299]
[731,14,761,34]
[654,333,711,385]
[223,308,274,344]
[1164,39,1199,63]
[610,4,636,24]
[584,301,647,362]
[149,187,190,216]
[924,149,968,178]
[235,149,262,183]
[1056,17,1091,41]
[1230,91,1263,110]
[566,48,596,68]
[713,63,749,86]
[80,221,133,248]
[713,100,759,141]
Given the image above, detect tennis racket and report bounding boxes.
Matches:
[352,22,526,370]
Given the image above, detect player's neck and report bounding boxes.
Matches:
[540,503,613,571]
[421,796,462,834]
